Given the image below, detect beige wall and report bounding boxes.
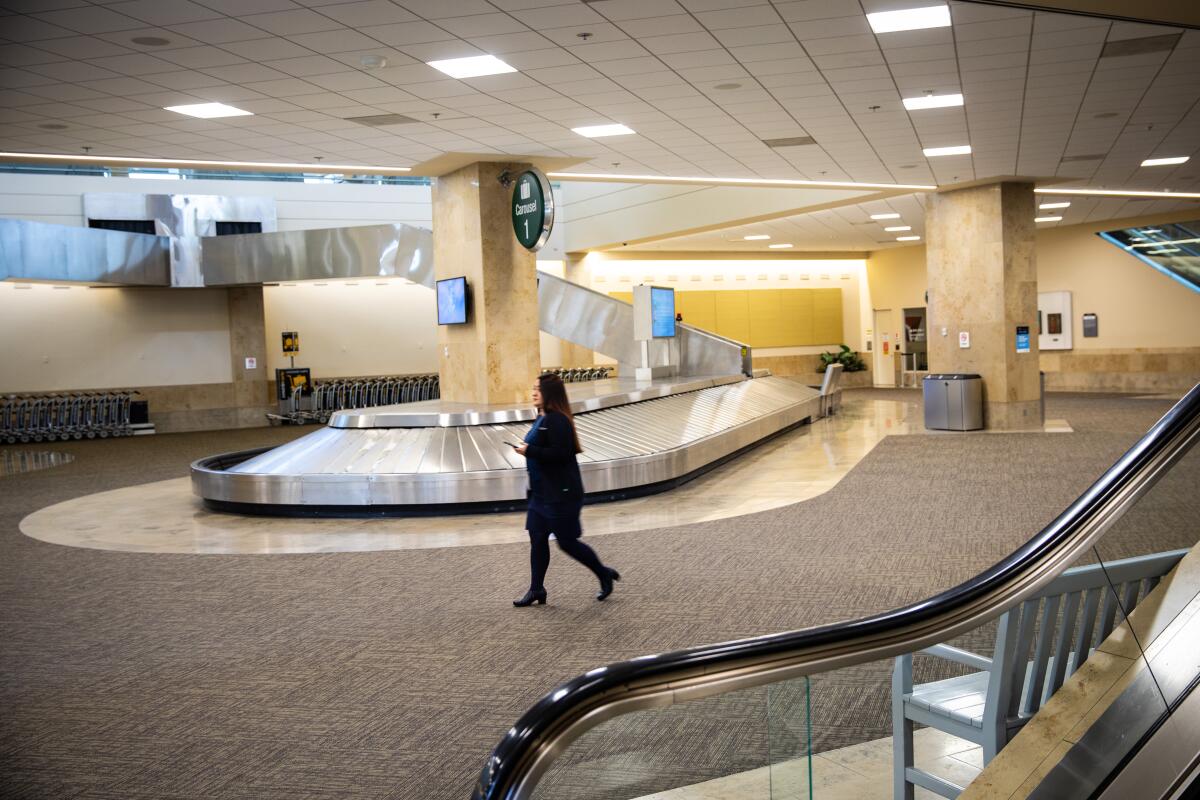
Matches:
[866,210,1200,392]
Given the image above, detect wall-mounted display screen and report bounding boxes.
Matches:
[650,286,676,337]
[436,276,468,325]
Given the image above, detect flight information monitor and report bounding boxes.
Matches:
[436,276,469,325]
[650,286,676,337]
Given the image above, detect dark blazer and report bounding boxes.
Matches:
[523,411,584,512]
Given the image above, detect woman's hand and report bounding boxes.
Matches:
[514,443,528,456]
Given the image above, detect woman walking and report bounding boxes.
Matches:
[512,373,619,607]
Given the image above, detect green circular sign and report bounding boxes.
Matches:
[511,169,553,251]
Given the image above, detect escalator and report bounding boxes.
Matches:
[472,384,1200,800]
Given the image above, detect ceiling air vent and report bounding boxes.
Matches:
[1100,33,1180,59]
[763,136,817,148]
[1060,153,1106,163]
[344,113,422,127]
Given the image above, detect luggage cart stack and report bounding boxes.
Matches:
[1,390,139,444]
[546,366,613,383]
[294,374,441,424]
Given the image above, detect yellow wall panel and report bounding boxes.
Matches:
[606,287,841,347]
[714,291,750,343]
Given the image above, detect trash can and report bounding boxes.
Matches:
[923,374,983,431]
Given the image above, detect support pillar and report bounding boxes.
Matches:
[227,286,271,427]
[433,162,541,405]
[926,182,1041,430]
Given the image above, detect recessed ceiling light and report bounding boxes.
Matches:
[572,124,635,137]
[1039,202,1070,209]
[768,243,793,249]
[714,83,742,90]
[870,212,901,219]
[744,234,770,241]
[359,54,388,69]
[923,145,971,157]
[1141,156,1189,167]
[131,36,170,46]
[165,102,251,119]
[426,55,516,79]
[867,5,951,33]
[884,225,912,232]
[1035,216,1063,223]
[903,93,963,110]
[896,235,921,241]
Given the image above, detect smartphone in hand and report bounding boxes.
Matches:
[506,441,523,449]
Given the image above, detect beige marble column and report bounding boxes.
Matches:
[558,253,595,368]
[227,286,271,426]
[434,162,541,405]
[926,182,1041,430]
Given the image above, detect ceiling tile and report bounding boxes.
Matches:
[303,70,389,91]
[144,69,228,90]
[29,61,124,82]
[220,37,313,61]
[241,77,324,96]
[109,0,223,26]
[435,13,529,38]
[286,28,380,51]
[588,0,687,22]
[167,18,270,44]
[241,9,344,35]
[396,40,484,62]
[395,0,495,18]
[34,6,143,34]
[0,16,78,41]
[315,0,417,27]
[264,54,352,76]
[87,52,179,75]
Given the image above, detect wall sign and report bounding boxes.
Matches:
[1016,325,1030,353]
[511,168,554,251]
[281,330,300,355]
[959,331,970,349]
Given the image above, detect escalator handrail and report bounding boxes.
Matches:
[473,384,1200,799]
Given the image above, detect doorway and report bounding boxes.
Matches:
[873,309,895,387]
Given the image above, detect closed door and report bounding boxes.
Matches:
[873,309,895,387]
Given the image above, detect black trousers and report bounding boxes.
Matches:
[526,506,606,592]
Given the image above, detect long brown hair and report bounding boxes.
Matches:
[537,373,582,454]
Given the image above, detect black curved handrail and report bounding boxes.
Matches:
[473,383,1200,799]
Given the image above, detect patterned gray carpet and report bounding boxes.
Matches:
[1,392,1195,799]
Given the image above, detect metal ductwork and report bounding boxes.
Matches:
[0,218,169,285]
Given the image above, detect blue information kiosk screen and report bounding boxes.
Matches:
[650,286,675,337]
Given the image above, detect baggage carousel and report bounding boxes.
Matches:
[192,375,825,516]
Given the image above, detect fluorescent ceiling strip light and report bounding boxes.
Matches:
[426,55,516,79]
[903,93,963,110]
[896,235,921,241]
[1142,229,1162,233]
[1034,187,1200,199]
[0,151,410,174]
[164,102,251,118]
[1035,216,1063,222]
[1147,248,1181,254]
[884,225,912,232]
[768,243,793,249]
[1130,237,1200,248]
[546,171,937,191]
[572,124,635,138]
[870,212,901,219]
[1140,156,1189,167]
[923,145,971,157]
[1039,202,1070,209]
[743,234,770,240]
[867,5,951,33]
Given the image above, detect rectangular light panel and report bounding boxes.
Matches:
[427,55,516,79]
[1141,156,1189,167]
[572,124,635,138]
[870,213,901,219]
[164,102,252,119]
[1035,216,1063,223]
[768,243,793,249]
[1039,202,1071,209]
[867,5,951,33]
[923,145,971,157]
[744,234,770,240]
[903,93,963,110]
[896,235,921,241]
[884,226,912,232]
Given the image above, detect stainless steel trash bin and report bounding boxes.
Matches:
[923,374,984,431]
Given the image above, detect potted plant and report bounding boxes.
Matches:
[817,344,867,373]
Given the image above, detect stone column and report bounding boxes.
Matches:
[558,253,595,368]
[433,162,541,405]
[227,286,271,426]
[926,182,1040,430]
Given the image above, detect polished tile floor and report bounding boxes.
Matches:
[18,396,1069,555]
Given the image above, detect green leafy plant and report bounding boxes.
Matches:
[817,344,867,373]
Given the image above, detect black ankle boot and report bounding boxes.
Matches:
[513,589,547,607]
[596,568,620,601]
